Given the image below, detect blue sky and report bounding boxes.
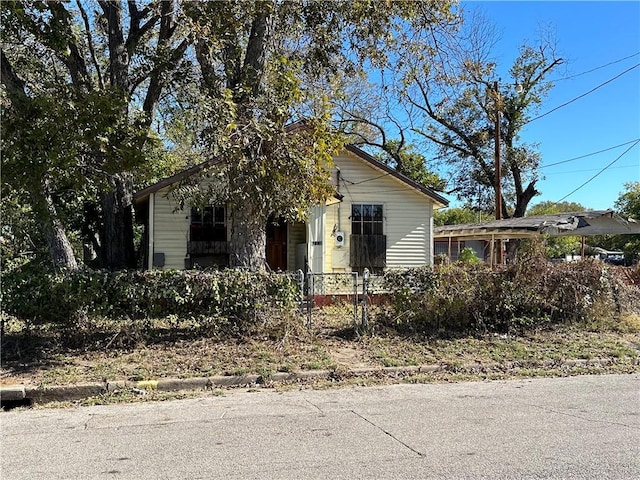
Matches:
[459,0,640,212]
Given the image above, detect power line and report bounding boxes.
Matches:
[526,63,640,125]
[553,140,640,204]
[543,164,637,176]
[541,139,640,168]
[343,172,393,186]
[552,51,640,82]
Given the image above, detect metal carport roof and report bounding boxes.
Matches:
[434,210,640,240]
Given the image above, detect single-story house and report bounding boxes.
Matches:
[134,145,449,273]
[434,210,640,265]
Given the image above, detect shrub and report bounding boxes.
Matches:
[458,247,479,264]
[380,259,639,335]
[1,264,299,336]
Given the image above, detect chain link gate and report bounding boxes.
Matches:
[296,269,372,331]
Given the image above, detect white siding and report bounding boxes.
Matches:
[145,149,440,272]
[152,187,189,270]
[325,151,435,271]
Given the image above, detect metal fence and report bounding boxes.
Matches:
[295,269,378,331]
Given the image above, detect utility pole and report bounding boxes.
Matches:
[493,81,503,266]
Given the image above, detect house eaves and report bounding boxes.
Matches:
[134,144,450,209]
[134,158,224,205]
[344,144,449,208]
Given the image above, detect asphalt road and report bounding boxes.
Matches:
[1,374,639,479]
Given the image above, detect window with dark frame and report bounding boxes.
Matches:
[350,203,386,273]
[190,206,226,242]
[351,204,383,235]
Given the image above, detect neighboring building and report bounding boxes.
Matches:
[434,210,640,265]
[434,239,489,263]
[134,145,449,273]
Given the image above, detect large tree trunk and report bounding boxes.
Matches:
[40,178,78,270]
[42,219,78,271]
[229,203,268,271]
[100,173,136,270]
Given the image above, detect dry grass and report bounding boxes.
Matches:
[1,306,639,389]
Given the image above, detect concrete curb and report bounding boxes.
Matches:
[2,357,638,406]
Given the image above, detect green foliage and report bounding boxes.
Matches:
[586,182,640,263]
[0,185,44,261]
[434,207,490,226]
[616,181,640,218]
[458,247,479,264]
[181,1,457,269]
[1,0,189,269]
[527,201,586,215]
[2,88,145,190]
[373,140,447,191]
[2,264,299,336]
[613,182,640,262]
[380,259,639,335]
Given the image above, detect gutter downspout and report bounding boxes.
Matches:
[147,193,155,270]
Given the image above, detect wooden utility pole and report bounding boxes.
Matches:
[494,81,503,266]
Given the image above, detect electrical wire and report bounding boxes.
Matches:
[342,172,394,186]
[543,164,637,176]
[551,51,640,82]
[526,63,640,125]
[553,139,640,204]
[541,139,640,168]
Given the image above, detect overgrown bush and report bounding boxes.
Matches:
[381,256,640,335]
[1,263,299,337]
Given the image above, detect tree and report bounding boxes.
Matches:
[1,0,188,269]
[616,182,640,219]
[355,8,563,218]
[590,182,640,263]
[527,201,587,216]
[1,82,138,269]
[332,4,459,193]
[373,140,446,190]
[615,182,640,262]
[434,206,491,226]
[182,0,455,270]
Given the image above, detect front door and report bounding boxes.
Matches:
[266,217,287,271]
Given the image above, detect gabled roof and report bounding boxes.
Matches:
[134,158,224,204]
[344,145,449,207]
[434,210,640,240]
[134,145,450,207]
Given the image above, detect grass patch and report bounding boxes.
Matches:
[2,309,639,396]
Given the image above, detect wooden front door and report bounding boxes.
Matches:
[266,217,287,271]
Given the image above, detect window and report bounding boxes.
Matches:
[351,204,385,273]
[190,206,226,242]
[351,204,383,235]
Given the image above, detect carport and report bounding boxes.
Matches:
[434,210,640,266]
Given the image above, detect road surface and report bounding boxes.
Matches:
[2,374,639,479]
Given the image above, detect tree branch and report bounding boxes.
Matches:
[76,0,104,90]
[0,49,28,100]
[141,0,189,127]
[125,1,159,56]
[99,1,129,92]
[47,1,93,91]
[240,3,273,99]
